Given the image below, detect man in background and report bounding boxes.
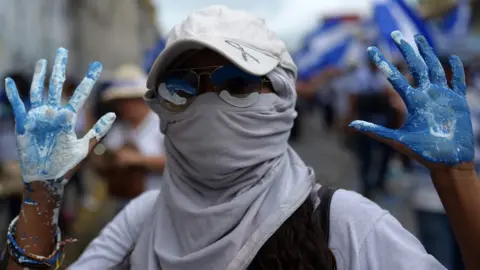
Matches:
[92,64,166,209]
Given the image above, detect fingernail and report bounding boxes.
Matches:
[105,112,116,122]
[391,30,403,45]
[367,47,380,60]
[5,77,14,88]
[54,48,68,68]
[56,47,68,55]
[414,35,425,42]
[35,59,47,73]
[86,62,103,80]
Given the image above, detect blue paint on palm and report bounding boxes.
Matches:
[25,108,73,175]
[393,85,472,164]
[349,31,473,165]
[5,48,115,182]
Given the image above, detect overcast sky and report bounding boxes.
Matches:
[153,0,421,51]
[153,0,374,50]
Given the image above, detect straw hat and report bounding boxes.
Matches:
[101,64,148,102]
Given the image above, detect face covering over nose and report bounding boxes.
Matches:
[136,67,316,270]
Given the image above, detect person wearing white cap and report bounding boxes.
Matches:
[95,64,166,199]
[3,5,480,270]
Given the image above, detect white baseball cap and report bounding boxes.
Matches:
[102,64,148,102]
[146,5,297,90]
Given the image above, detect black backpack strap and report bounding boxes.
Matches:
[316,186,338,243]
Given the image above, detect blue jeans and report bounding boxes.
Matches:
[416,211,464,270]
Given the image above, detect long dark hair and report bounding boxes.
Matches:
[249,198,337,270]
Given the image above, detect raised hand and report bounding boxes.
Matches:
[5,48,116,183]
[349,31,473,167]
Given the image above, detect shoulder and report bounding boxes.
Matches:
[70,190,161,269]
[128,189,160,207]
[328,189,389,249]
[144,112,163,134]
[123,190,161,227]
[330,188,386,219]
[101,190,161,240]
[328,189,444,269]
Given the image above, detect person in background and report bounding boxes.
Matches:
[330,64,357,135]
[296,67,344,133]
[92,64,166,207]
[343,60,402,199]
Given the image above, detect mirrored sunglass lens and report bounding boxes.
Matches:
[165,70,198,94]
[158,70,198,111]
[221,78,262,98]
[211,66,261,98]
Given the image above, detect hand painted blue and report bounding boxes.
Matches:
[350,30,473,165]
[5,47,115,182]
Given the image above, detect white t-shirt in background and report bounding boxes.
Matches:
[104,111,165,191]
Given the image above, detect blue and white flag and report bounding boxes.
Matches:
[144,38,166,73]
[294,19,361,81]
[433,0,471,53]
[437,0,471,38]
[372,0,436,60]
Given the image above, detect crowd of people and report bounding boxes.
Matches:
[0,4,480,270]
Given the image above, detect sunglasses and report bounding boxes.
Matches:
[157,65,271,111]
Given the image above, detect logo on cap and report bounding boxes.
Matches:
[225,40,278,63]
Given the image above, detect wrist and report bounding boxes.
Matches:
[16,181,64,256]
[23,180,64,203]
[430,162,476,180]
[430,162,478,192]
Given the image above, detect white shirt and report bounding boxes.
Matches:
[70,189,444,269]
[103,111,165,191]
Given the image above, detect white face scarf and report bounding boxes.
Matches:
[133,68,316,270]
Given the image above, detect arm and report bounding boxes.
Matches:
[296,68,343,99]
[330,190,445,269]
[342,93,358,135]
[4,182,58,270]
[2,49,115,269]
[115,148,166,174]
[359,212,446,269]
[68,190,160,269]
[430,164,480,270]
[140,155,166,174]
[348,31,480,270]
